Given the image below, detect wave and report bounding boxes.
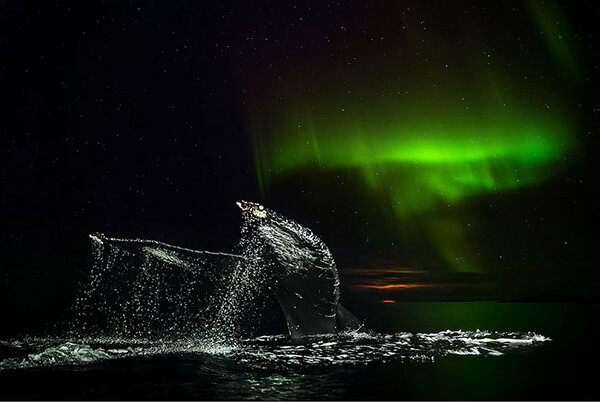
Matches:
[0,329,550,370]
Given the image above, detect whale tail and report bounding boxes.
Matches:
[81,202,366,339]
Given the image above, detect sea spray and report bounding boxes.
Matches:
[0,204,552,371]
[68,234,233,340]
[69,216,275,344]
[206,216,274,344]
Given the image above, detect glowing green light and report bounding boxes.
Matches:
[254,106,570,216]
[250,102,573,272]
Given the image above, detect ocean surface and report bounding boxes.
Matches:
[0,301,595,400]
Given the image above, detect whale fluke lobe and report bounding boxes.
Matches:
[236,200,364,338]
[89,233,246,266]
[73,233,244,338]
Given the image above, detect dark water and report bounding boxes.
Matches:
[0,301,595,400]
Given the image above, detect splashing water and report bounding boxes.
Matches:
[205,220,273,344]
[69,229,268,343]
[0,330,549,370]
[0,207,550,371]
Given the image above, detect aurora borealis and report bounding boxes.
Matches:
[253,106,572,218]
[240,0,582,275]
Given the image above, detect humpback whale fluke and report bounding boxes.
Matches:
[78,201,364,340]
[236,200,365,338]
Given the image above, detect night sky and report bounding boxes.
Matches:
[0,0,597,337]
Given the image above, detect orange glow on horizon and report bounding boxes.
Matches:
[381,299,396,303]
[354,283,433,290]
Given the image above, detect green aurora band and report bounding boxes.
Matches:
[251,102,573,272]
[253,101,572,213]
